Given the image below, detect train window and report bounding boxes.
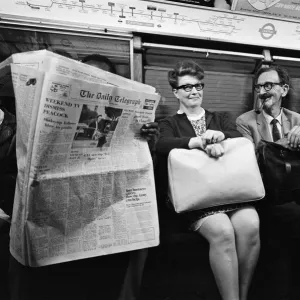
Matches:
[144,44,263,119]
[0,27,131,78]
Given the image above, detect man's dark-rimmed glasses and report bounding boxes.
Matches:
[254,82,283,93]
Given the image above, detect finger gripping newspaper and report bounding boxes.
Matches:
[7,52,160,267]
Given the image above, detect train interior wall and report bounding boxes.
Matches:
[143,48,300,120]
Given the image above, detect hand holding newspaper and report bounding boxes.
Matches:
[3,50,160,266]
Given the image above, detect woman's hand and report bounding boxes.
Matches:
[188,136,205,149]
[205,143,224,158]
[201,130,225,145]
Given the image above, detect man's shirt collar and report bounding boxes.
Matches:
[262,108,283,125]
[177,108,205,121]
[0,109,4,126]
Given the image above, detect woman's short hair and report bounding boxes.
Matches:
[168,60,205,89]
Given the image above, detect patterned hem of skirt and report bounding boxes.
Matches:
[187,202,257,231]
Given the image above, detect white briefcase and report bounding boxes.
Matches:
[168,137,265,213]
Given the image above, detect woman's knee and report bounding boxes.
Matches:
[198,214,235,247]
[231,208,260,241]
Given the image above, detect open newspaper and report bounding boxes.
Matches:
[5,53,160,267]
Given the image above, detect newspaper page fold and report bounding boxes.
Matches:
[9,63,160,267]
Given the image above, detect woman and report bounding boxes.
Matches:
[155,60,260,300]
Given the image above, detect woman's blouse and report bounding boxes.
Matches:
[178,109,207,136]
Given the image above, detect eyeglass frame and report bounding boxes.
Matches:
[254,81,284,93]
[175,83,205,92]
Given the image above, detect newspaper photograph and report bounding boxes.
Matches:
[8,62,160,267]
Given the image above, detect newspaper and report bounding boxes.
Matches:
[9,62,160,267]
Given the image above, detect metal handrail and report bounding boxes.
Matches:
[142,42,264,59]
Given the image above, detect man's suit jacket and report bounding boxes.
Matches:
[236,108,300,148]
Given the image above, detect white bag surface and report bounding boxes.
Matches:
[168,137,265,213]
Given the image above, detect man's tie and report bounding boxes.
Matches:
[271,119,281,142]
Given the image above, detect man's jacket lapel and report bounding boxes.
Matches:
[282,110,291,137]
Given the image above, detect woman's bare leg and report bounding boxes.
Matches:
[230,207,260,300]
[197,213,239,300]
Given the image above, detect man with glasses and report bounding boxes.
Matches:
[237,65,300,148]
[236,65,300,300]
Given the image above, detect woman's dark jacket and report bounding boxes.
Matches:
[155,110,242,204]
